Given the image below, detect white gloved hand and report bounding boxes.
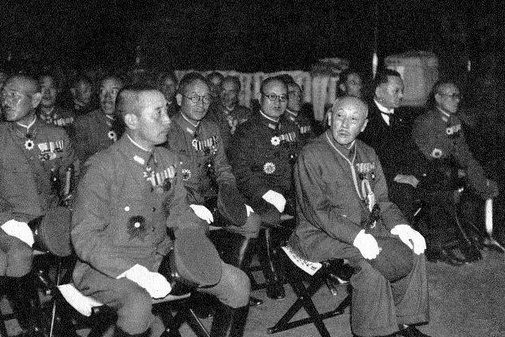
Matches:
[352,229,381,260]
[117,264,172,299]
[391,224,426,255]
[1,220,34,247]
[189,204,214,224]
[245,205,254,217]
[262,190,286,213]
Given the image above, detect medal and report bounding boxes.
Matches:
[108,130,117,142]
[271,136,280,146]
[24,139,34,150]
[263,162,276,174]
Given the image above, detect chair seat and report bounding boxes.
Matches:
[281,246,322,276]
[57,283,191,317]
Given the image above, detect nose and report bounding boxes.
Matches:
[161,111,171,126]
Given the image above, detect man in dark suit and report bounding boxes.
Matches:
[359,69,431,226]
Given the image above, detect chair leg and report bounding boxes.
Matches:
[258,228,285,299]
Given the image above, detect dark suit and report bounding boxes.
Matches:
[359,101,431,222]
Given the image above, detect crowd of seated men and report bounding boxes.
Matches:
[0,62,502,337]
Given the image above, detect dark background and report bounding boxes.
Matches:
[0,0,503,77]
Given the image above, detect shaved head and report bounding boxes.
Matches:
[331,96,368,119]
[330,96,368,145]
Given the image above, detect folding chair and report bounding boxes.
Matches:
[267,246,352,337]
[56,283,210,337]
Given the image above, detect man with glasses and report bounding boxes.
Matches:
[412,81,499,263]
[164,72,262,308]
[229,76,301,299]
[207,76,252,152]
[0,74,78,336]
[73,75,124,163]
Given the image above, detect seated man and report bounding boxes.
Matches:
[71,84,250,337]
[0,74,78,335]
[69,73,95,116]
[229,76,302,299]
[412,80,499,263]
[73,75,124,163]
[359,69,432,224]
[337,68,364,98]
[289,96,430,337]
[155,70,179,117]
[37,72,76,134]
[284,80,315,145]
[164,72,261,304]
[206,75,252,152]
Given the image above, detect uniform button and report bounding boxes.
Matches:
[124,206,130,212]
[134,222,141,228]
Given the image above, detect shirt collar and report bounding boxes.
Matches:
[374,99,394,114]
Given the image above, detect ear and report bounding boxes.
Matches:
[360,118,369,133]
[434,93,442,105]
[70,88,76,97]
[176,93,183,107]
[374,86,383,100]
[31,93,42,109]
[124,113,138,130]
[339,83,346,93]
[326,110,332,127]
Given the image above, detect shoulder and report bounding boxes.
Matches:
[299,134,330,158]
[38,121,70,139]
[414,110,437,126]
[356,139,377,156]
[200,118,220,134]
[75,110,99,126]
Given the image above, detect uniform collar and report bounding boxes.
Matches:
[122,133,154,166]
[175,112,199,135]
[285,109,299,122]
[436,107,453,122]
[259,110,280,130]
[13,116,38,137]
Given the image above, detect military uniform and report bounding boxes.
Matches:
[412,108,497,253]
[0,119,77,276]
[284,108,315,146]
[289,131,429,337]
[229,112,301,221]
[207,103,252,152]
[72,109,123,164]
[165,113,260,238]
[72,135,250,335]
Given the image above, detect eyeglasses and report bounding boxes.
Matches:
[181,93,212,104]
[261,92,288,103]
[438,92,462,100]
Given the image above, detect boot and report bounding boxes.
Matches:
[258,228,285,299]
[223,233,263,306]
[8,274,45,336]
[210,304,249,337]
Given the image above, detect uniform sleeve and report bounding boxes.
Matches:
[213,131,236,187]
[454,129,492,198]
[229,127,271,200]
[165,157,208,234]
[294,148,361,244]
[71,158,135,278]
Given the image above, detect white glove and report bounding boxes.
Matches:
[1,220,34,247]
[117,264,172,299]
[391,224,426,255]
[352,229,381,260]
[189,204,214,224]
[245,205,254,217]
[262,190,286,213]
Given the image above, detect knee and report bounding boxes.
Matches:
[6,241,32,277]
[116,288,153,334]
[218,264,251,308]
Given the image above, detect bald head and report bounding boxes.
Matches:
[1,75,42,123]
[330,96,368,145]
